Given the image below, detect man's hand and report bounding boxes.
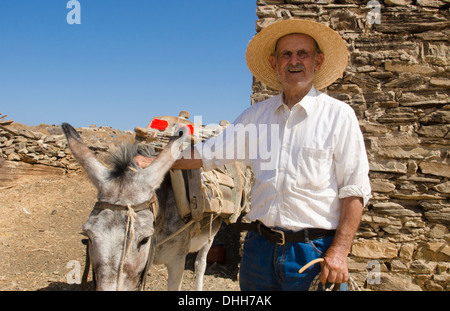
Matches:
[134,155,154,169]
[134,147,203,170]
[319,196,363,286]
[320,246,349,285]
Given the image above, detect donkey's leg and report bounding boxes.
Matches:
[193,219,222,291]
[194,238,214,291]
[166,256,186,291]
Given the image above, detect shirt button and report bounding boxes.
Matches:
[279,167,285,172]
[282,144,288,150]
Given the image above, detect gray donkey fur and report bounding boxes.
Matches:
[62,123,221,291]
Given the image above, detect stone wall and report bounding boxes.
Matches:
[0,123,134,186]
[253,0,449,290]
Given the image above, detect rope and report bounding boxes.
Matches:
[156,219,196,247]
[156,213,221,247]
[201,170,224,214]
[117,204,137,291]
[298,258,361,291]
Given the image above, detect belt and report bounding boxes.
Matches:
[231,221,335,245]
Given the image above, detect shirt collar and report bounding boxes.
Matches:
[273,85,318,116]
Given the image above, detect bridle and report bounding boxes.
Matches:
[81,195,158,291]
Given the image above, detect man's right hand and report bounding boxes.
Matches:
[134,155,154,169]
[134,151,203,170]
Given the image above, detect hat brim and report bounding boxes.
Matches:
[246,19,349,91]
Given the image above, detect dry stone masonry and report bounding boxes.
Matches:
[253,0,449,290]
[0,123,134,186]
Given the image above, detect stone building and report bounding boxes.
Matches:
[252,0,449,290]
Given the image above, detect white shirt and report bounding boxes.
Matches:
[196,86,371,231]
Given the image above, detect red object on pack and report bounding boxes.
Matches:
[150,119,169,131]
[186,124,194,135]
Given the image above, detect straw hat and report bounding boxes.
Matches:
[246,19,348,91]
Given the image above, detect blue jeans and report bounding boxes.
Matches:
[239,231,348,291]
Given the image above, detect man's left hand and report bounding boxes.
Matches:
[319,246,349,285]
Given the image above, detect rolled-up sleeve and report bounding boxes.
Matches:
[334,108,372,206]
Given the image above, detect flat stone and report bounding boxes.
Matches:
[385,0,412,5]
[410,260,436,273]
[370,215,402,226]
[432,181,450,194]
[399,175,441,183]
[372,202,422,216]
[375,136,420,148]
[390,192,446,200]
[426,224,449,239]
[414,31,448,41]
[391,259,408,272]
[416,125,450,138]
[420,161,450,178]
[399,243,415,260]
[374,11,449,34]
[371,179,396,193]
[368,273,422,291]
[370,161,407,174]
[385,62,435,74]
[378,147,440,159]
[359,121,389,134]
[377,112,419,124]
[424,209,450,225]
[351,240,399,259]
[417,0,446,8]
[420,111,450,125]
[429,78,450,88]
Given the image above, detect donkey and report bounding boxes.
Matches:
[61,123,221,291]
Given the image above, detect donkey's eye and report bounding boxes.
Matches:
[138,237,150,248]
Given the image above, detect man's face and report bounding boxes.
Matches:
[269,33,324,92]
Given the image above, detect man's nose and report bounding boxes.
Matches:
[288,54,301,66]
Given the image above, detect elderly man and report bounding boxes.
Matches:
[136,19,371,291]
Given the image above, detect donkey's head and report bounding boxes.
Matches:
[61,123,189,290]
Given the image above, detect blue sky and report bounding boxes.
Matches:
[0,1,257,131]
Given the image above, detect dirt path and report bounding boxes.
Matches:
[0,173,241,291]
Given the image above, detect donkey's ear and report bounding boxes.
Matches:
[61,122,83,143]
[61,123,109,189]
[142,126,191,188]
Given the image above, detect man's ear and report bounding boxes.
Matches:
[315,52,324,71]
[269,54,277,71]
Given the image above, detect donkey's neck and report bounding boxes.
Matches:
[154,174,186,239]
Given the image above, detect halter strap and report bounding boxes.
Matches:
[94,201,148,212]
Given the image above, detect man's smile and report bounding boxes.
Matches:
[286,65,305,74]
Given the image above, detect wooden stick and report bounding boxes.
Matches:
[298,258,324,274]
